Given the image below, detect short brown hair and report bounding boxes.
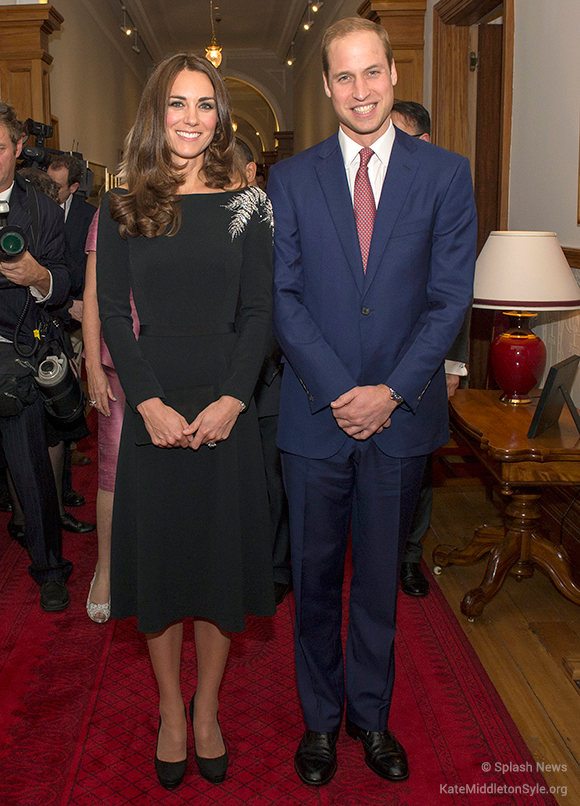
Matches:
[321,17,393,79]
[0,102,24,149]
[111,52,239,239]
[49,153,84,187]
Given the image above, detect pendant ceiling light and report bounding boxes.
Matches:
[205,0,222,69]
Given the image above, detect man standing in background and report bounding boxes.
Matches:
[391,100,470,597]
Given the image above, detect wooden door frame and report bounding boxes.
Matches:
[432,0,514,228]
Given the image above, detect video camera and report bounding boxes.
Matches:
[19,118,94,199]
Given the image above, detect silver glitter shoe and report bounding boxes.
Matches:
[86,572,111,623]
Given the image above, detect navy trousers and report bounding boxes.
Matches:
[0,393,72,585]
[282,439,425,733]
[258,414,291,586]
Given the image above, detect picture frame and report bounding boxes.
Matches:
[527,355,580,438]
[87,161,108,208]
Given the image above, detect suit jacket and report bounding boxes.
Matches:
[268,128,477,459]
[0,173,70,346]
[65,195,96,299]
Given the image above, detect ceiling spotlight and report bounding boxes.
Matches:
[312,2,323,11]
[303,3,313,30]
[120,5,132,35]
[287,41,295,66]
[132,28,140,54]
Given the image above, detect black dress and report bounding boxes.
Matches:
[97,188,276,633]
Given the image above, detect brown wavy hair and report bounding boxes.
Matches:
[110,53,238,239]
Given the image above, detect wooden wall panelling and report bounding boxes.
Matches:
[474,22,503,253]
[563,248,580,270]
[0,4,62,124]
[357,0,427,102]
[431,11,470,156]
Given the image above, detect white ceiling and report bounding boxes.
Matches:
[116,0,312,64]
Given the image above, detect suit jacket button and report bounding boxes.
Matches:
[361,307,371,315]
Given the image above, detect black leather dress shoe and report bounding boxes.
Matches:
[274,580,293,606]
[63,490,86,508]
[61,512,96,534]
[294,730,339,786]
[40,581,70,612]
[400,562,430,597]
[7,516,26,547]
[345,718,409,781]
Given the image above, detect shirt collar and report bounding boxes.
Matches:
[0,181,15,204]
[338,121,395,168]
[61,193,73,220]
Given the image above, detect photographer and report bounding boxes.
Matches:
[0,102,72,612]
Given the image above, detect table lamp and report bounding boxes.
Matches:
[473,231,580,404]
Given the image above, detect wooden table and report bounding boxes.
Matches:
[432,389,580,618]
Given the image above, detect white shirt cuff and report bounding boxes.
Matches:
[445,360,468,377]
[30,270,53,303]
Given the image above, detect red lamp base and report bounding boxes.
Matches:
[490,311,546,404]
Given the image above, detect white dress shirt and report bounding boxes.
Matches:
[61,193,73,222]
[338,123,395,207]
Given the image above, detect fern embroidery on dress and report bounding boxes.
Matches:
[223,187,273,240]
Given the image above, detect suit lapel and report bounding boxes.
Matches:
[363,134,420,292]
[314,135,364,294]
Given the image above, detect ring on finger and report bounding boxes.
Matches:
[207,441,217,449]
[89,399,97,406]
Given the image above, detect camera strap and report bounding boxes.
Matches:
[11,182,43,358]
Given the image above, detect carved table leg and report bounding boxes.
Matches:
[460,532,522,618]
[442,489,547,618]
[433,524,504,568]
[530,535,580,606]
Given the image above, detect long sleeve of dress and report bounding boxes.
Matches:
[221,190,273,405]
[96,192,164,410]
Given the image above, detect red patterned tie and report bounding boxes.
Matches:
[353,147,376,273]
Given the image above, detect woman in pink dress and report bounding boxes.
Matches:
[82,210,139,622]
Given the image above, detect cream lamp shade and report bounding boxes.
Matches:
[473,231,580,311]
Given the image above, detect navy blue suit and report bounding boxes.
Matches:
[268,128,476,732]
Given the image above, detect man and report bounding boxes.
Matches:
[0,102,72,611]
[48,154,95,470]
[391,100,470,597]
[268,18,476,785]
[235,140,292,605]
[47,154,95,307]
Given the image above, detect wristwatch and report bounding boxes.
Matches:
[389,387,404,404]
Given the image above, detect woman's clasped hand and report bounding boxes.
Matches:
[137,395,243,449]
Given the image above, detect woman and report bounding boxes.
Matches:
[96,53,275,790]
[82,209,140,623]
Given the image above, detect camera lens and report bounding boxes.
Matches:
[0,229,26,256]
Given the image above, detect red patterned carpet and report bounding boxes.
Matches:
[0,425,559,805]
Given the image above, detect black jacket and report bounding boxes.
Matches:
[0,173,70,345]
[64,194,96,299]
